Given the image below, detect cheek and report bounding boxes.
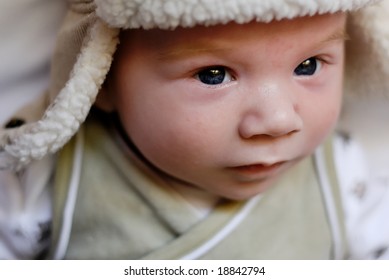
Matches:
[118,92,230,173]
[304,90,342,147]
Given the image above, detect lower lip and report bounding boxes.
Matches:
[229,162,285,180]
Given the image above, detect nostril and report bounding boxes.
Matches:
[264,112,302,137]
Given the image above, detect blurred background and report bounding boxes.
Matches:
[0,0,66,124]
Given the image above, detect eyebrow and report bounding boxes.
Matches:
[318,27,350,46]
[157,45,232,61]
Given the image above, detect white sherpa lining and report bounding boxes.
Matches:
[0,20,119,170]
[345,0,389,97]
[95,0,378,29]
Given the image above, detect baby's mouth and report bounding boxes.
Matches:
[232,162,284,172]
[228,161,286,180]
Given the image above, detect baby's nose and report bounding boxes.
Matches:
[238,85,303,139]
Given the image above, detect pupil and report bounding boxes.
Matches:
[198,67,225,85]
[294,58,317,76]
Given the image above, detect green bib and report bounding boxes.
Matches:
[49,115,347,259]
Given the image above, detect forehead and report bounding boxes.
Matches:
[117,13,346,59]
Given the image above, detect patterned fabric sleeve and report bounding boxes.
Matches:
[0,156,53,259]
[334,132,389,259]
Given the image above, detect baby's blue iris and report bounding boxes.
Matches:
[294,58,318,76]
[197,67,226,85]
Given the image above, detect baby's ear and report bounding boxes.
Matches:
[95,85,115,112]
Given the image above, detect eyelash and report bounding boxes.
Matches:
[191,56,330,85]
[194,66,235,86]
[293,57,326,77]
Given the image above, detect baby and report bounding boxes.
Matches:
[0,0,389,260]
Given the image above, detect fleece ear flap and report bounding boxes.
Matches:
[345,0,389,98]
[0,20,119,170]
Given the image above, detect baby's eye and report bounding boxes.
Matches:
[294,57,322,76]
[195,66,233,85]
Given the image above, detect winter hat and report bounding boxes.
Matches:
[0,0,386,170]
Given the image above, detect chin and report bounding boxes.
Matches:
[215,180,276,201]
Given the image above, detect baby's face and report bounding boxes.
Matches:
[106,12,346,200]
